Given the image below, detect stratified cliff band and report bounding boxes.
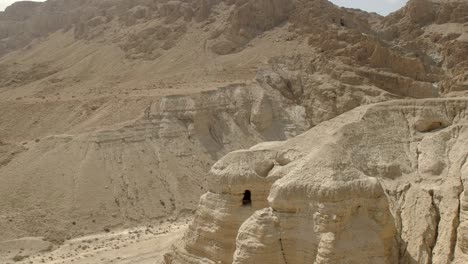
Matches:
[0,0,467,263]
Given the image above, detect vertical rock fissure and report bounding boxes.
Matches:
[384,181,410,262]
[401,111,419,172]
[398,206,408,262]
[278,238,288,264]
[277,215,288,264]
[429,190,441,262]
[416,144,421,174]
[450,197,461,261]
[397,204,407,260]
[452,154,468,260]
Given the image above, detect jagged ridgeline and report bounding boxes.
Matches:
[0,0,467,263]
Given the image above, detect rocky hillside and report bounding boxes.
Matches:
[0,0,467,262]
[167,98,468,264]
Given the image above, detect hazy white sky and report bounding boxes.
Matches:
[0,0,44,11]
[1,0,408,15]
[330,0,408,15]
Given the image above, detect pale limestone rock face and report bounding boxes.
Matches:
[1,0,468,253]
[455,139,468,264]
[169,147,285,264]
[210,0,293,54]
[167,98,468,264]
[0,83,309,242]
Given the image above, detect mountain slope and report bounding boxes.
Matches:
[0,0,467,258]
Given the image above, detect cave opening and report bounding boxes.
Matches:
[340,18,346,27]
[242,190,252,206]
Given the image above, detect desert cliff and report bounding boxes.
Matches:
[0,0,467,263]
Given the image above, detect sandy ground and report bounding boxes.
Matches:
[1,220,187,264]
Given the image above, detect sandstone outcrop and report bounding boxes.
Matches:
[166,98,468,264]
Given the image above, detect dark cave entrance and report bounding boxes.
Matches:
[340,18,346,27]
[242,190,252,206]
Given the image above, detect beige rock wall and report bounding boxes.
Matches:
[167,98,468,264]
[0,83,309,242]
[1,0,467,250]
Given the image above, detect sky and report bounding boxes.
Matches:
[0,0,43,11]
[330,0,409,15]
[0,0,408,15]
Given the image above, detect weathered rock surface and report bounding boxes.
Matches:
[0,83,310,243]
[0,0,467,261]
[167,98,468,264]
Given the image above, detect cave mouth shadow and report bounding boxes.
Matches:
[242,190,251,206]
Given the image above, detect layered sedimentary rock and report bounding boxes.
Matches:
[166,98,468,264]
[0,83,310,242]
[0,0,467,248]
